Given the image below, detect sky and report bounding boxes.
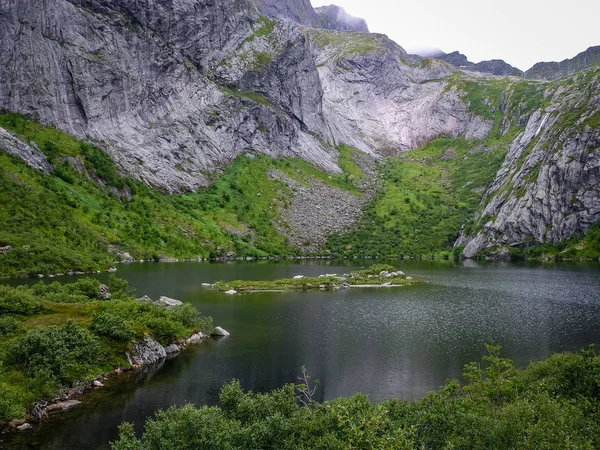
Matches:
[310,0,600,71]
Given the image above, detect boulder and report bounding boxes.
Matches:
[9,419,27,428]
[17,423,32,431]
[201,283,212,287]
[188,333,204,344]
[164,344,181,355]
[212,326,230,337]
[93,380,104,388]
[225,290,237,295]
[129,337,167,366]
[98,284,111,300]
[158,296,183,308]
[138,295,153,303]
[108,268,117,273]
[293,275,305,279]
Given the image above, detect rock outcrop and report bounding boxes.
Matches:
[526,46,600,81]
[128,337,167,366]
[254,0,319,27]
[0,127,53,172]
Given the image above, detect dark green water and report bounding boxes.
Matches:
[3,259,600,449]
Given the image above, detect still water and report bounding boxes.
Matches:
[3,259,600,449]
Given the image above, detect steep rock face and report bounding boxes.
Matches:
[0,0,340,192]
[461,69,600,257]
[526,46,600,81]
[314,5,369,32]
[309,31,492,154]
[435,51,524,77]
[254,0,318,27]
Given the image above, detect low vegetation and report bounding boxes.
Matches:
[324,137,509,259]
[212,264,417,292]
[0,276,212,423]
[112,344,600,449]
[0,113,366,278]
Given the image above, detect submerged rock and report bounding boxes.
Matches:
[45,400,82,415]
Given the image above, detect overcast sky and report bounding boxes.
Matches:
[311,0,600,70]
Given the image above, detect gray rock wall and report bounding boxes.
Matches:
[461,70,600,257]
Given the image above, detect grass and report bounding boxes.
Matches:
[309,29,386,59]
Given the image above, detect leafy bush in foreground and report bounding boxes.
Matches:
[112,346,600,450]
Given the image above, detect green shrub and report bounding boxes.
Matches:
[0,285,41,315]
[90,312,136,342]
[168,304,213,332]
[5,322,102,383]
[0,316,19,335]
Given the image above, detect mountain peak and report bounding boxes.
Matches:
[525,45,600,81]
[314,5,369,33]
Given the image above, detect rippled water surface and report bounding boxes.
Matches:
[3,260,600,449]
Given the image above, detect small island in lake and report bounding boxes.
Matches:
[212,264,418,293]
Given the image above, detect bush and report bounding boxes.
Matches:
[5,322,102,383]
[168,304,213,332]
[0,285,41,315]
[90,312,136,342]
[0,316,19,335]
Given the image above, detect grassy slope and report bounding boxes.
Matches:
[324,136,510,258]
[0,114,365,277]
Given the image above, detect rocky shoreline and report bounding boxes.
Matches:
[2,326,230,434]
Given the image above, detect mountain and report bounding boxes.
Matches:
[0,0,486,193]
[525,46,600,81]
[314,5,369,32]
[432,51,524,77]
[0,0,598,270]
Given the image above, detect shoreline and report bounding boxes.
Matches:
[0,329,229,435]
[2,254,598,281]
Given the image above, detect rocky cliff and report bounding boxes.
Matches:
[460,68,600,257]
[525,46,600,81]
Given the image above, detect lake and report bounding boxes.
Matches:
[3,259,600,449]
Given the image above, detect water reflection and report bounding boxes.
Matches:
[3,259,600,449]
